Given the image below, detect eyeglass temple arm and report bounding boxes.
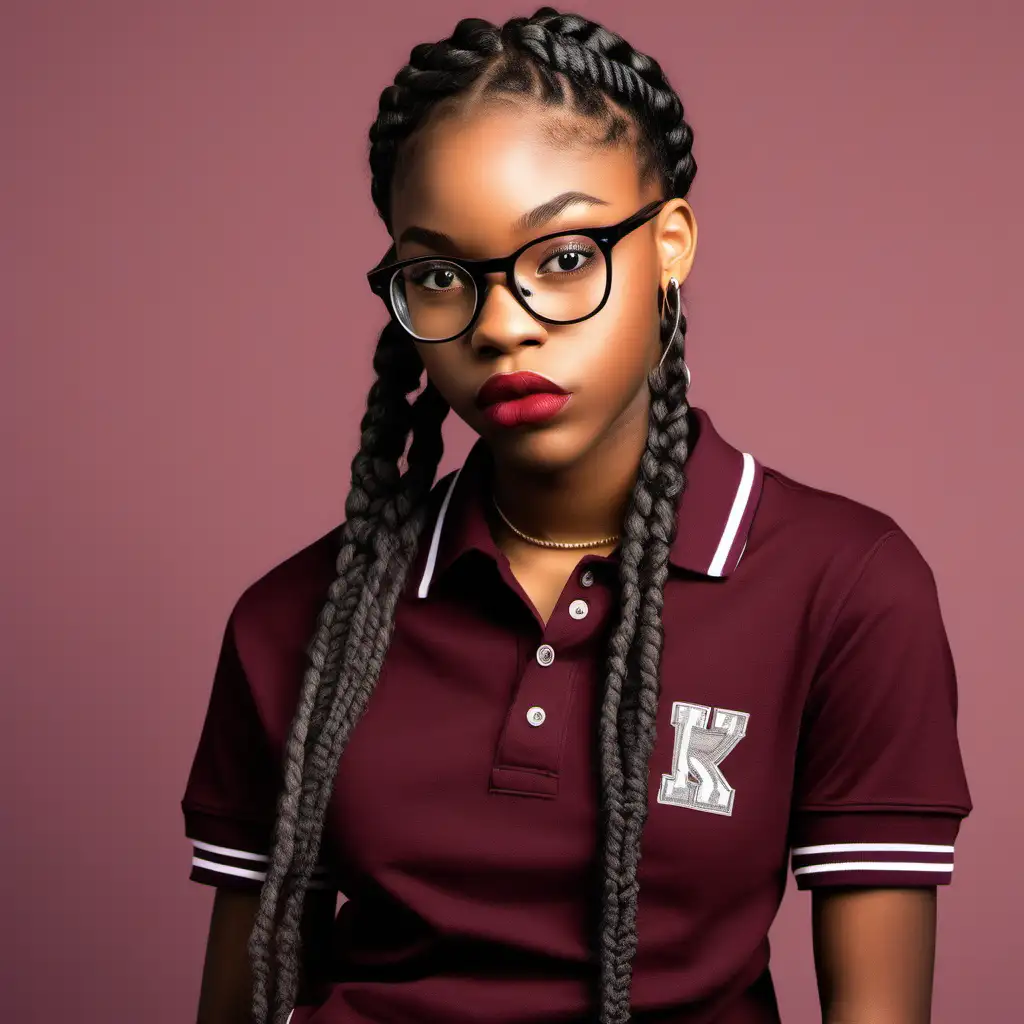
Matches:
[606,198,670,242]
[367,243,398,280]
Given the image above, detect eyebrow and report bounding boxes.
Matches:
[513,190,611,232]
[397,191,611,252]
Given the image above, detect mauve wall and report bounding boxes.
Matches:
[2,2,1020,1020]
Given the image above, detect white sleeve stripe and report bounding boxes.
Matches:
[285,1012,294,1024]
[794,860,954,876]
[191,841,329,875]
[792,842,955,856]
[193,856,267,881]
[192,856,331,888]
[193,839,269,862]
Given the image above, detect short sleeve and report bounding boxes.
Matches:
[181,609,330,892]
[789,529,972,889]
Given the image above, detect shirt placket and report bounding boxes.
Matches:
[490,559,608,799]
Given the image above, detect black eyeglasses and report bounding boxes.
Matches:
[366,199,667,343]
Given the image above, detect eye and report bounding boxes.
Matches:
[408,263,464,292]
[538,246,596,275]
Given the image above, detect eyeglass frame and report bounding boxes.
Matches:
[365,198,669,343]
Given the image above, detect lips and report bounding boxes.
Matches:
[475,371,572,429]
[475,371,568,408]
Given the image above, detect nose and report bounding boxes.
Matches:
[469,275,547,356]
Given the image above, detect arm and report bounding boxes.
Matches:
[185,610,338,1021]
[813,887,936,1024]
[789,529,971,1023]
[196,890,259,1024]
[196,887,337,1024]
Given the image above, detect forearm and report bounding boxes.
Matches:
[814,888,936,1024]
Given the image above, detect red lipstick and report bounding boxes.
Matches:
[475,371,571,428]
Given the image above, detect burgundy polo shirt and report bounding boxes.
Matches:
[182,407,971,1024]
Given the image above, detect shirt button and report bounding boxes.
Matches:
[536,644,555,667]
[569,599,589,620]
[580,569,595,588]
[527,706,546,727]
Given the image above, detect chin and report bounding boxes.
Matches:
[480,420,600,475]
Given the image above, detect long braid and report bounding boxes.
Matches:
[251,25,495,1018]
[500,11,697,1021]
[250,324,448,1023]
[613,294,692,1022]
[250,9,696,1023]
[281,378,447,957]
[291,407,445,1020]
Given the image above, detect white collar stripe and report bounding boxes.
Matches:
[419,450,757,594]
[417,468,463,599]
[707,452,756,577]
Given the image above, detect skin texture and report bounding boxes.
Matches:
[393,97,941,1019]
[197,890,334,1024]
[392,100,695,620]
[198,93,939,1023]
[814,888,937,1024]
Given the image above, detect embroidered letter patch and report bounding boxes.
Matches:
[657,701,749,816]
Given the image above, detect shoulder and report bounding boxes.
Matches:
[754,462,929,570]
[229,470,460,663]
[744,463,942,634]
[228,524,342,676]
[757,464,901,554]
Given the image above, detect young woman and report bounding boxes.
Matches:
[183,9,971,1024]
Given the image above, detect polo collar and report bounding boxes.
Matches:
[415,407,763,599]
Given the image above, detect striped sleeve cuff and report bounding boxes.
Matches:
[183,807,334,892]
[189,839,333,891]
[789,811,963,889]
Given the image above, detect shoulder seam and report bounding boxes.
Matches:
[816,528,902,666]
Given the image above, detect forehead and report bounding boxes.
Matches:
[389,102,647,254]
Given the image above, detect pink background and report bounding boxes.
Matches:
[3,1,1020,1020]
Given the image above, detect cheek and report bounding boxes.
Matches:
[579,266,661,390]
[415,343,468,407]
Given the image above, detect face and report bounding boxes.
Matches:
[387,99,696,474]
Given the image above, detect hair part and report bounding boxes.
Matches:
[250,9,696,1023]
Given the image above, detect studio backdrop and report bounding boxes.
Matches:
[2,1,1020,1021]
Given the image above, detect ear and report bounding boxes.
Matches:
[656,199,697,289]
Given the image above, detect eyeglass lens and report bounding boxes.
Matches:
[389,233,609,341]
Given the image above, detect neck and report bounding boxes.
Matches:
[490,398,649,547]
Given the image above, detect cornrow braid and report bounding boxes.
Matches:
[499,13,696,1020]
[511,8,696,197]
[250,9,696,1023]
[370,18,502,228]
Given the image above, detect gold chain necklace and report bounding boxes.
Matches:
[492,496,620,550]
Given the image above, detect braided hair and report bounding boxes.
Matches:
[249,9,696,1023]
